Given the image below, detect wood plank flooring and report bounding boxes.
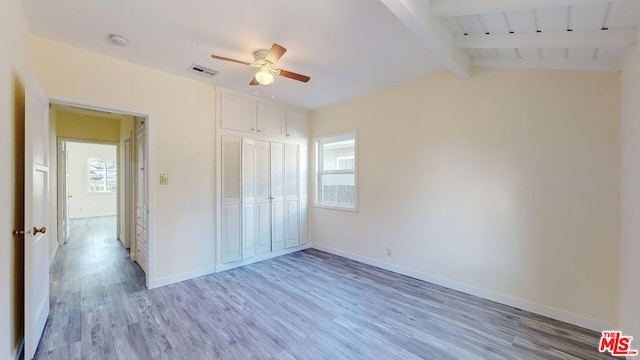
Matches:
[32,217,619,359]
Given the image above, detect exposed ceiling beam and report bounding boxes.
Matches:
[379,0,471,78]
[456,29,637,49]
[431,0,616,18]
[472,57,622,72]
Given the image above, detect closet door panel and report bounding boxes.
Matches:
[222,203,242,263]
[257,102,285,136]
[242,203,256,259]
[284,144,300,248]
[285,200,300,248]
[220,93,257,133]
[221,136,242,263]
[242,139,256,260]
[300,197,308,245]
[256,202,271,255]
[271,143,285,251]
[255,141,271,255]
[272,202,285,251]
[286,109,308,138]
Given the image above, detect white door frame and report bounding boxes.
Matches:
[124,136,132,250]
[57,140,69,246]
[48,97,154,288]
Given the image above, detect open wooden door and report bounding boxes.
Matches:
[24,74,50,359]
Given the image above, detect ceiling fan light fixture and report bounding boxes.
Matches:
[255,68,274,85]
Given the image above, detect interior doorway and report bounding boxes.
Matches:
[58,140,119,243]
[48,102,148,279]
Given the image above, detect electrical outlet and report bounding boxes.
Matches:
[160,173,169,185]
[386,248,392,257]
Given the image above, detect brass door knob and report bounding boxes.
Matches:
[33,226,47,235]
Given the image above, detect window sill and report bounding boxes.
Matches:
[314,203,358,213]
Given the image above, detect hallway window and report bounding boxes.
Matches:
[88,158,117,193]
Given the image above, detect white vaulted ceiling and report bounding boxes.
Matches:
[22,0,640,110]
[442,0,640,72]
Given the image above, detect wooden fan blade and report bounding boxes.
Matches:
[278,69,310,83]
[265,43,287,64]
[211,54,250,66]
[249,77,259,86]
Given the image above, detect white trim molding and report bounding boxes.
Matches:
[430,0,615,18]
[148,266,216,289]
[311,244,613,332]
[216,244,311,273]
[456,29,637,50]
[472,57,623,73]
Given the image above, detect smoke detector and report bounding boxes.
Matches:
[108,34,129,47]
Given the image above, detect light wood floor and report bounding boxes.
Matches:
[32,217,618,359]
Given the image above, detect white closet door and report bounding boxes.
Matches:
[257,102,285,136]
[299,145,309,244]
[220,93,257,133]
[221,136,242,263]
[271,143,285,251]
[284,143,300,248]
[242,139,256,260]
[255,141,271,255]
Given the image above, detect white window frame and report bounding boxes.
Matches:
[314,131,358,212]
[87,157,117,194]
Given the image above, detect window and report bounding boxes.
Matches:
[315,131,357,211]
[88,157,117,193]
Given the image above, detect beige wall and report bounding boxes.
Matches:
[31,36,216,284]
[620,31,640,338]
[0,0,30,357]
[310,67,620,329]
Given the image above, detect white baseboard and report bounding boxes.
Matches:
[311,244,612,332]
[148,266,216,289]
[216,243,311,273]
[13,338,24,360]
[147,243,311,288]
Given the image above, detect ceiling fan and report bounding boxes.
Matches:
[211,43,310,86]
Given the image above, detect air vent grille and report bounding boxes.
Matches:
[187,63,219,79]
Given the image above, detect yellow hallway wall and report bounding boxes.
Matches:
[30,36,216,284]
[56,110,122,142]
[310,67,620,330]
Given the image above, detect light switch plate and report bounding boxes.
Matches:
[160,173,168,185]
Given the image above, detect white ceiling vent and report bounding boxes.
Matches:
[187,63,219,79]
